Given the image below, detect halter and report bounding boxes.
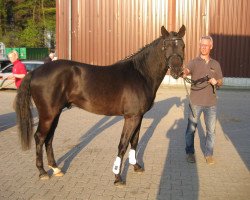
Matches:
[161,37,184,80]
[162,37,183,51]
[162,37,184,63]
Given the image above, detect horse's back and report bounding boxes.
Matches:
[30,59,154,116]
[30,60,79,91]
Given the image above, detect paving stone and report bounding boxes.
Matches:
[0,87,250,200]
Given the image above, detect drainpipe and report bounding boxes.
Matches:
[68,0,72,60]
[168,0,176,31]
[205,0,210,35]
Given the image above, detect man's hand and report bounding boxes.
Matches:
[208,78,223,88]
[182,68,190,78]
[208,78,217,85]
[7,74,14,80]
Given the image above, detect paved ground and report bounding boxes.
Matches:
[0,86,249,200]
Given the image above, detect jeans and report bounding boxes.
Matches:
[185,105,217,156]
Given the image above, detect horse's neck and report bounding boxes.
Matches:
[135,47,168,93]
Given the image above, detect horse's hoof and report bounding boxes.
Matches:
[54,171,64,177]
[114,180,126,188]
[133,163,144,173]
[48,165,63,177]
[114,175,125,187]
[39,173,50,180]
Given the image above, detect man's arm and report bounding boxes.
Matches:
[13,63,27,79]
[217,79,223,87]
[208,78,223,87]
[13,74,26,79]
[8,74,26,79]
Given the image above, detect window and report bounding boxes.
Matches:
[3,65,13,73]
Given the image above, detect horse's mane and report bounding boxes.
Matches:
[116,37,164,84]
[121,31,180,65]
[118,37,162,63]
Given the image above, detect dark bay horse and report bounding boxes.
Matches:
[15,25,185,186]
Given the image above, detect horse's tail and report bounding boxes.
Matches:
[15,72,33,150]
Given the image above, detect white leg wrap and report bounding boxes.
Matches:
[51,167,61,175]
[129,149,136,165]
[112,156,121,174]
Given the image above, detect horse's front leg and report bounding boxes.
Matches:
[129,119,144,173]
[113,115,142,186]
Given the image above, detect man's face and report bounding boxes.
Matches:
[8,53,18,63]
[49,53,55,59]
[199,39,212,56]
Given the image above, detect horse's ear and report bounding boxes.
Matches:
[177,25,186,38]
[161,26,170,38]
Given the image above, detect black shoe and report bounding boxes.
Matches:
[186,154,196,163]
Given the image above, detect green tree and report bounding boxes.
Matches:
[0,0,55,48]
[0,0,16,45]
[19,19,42,46]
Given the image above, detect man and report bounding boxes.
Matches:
[7,50,27,89]
[182,36,223,165]
[44,51,57,63]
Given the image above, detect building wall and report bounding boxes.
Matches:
[208,0,250,77]
[56,0,250,78]
[56,0,70,59]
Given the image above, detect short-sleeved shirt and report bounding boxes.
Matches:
[12,60,27,88]
[187,56,223,106]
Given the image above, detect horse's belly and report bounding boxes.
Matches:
[71,84,153,116]
[74,99,123,116]
[74,96,150,117]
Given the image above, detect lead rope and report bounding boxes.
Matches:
[183,78,196,118]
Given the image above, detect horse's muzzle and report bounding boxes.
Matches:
[168,54,183,79]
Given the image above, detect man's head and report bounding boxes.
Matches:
[199,36,213,56]
[49,52,55,60]
[8,50,19,63]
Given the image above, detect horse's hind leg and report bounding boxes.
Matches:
[129,120,144,173]
[113,115,142,186]
[34,115,57,179]
[34,130,49,179]
[45,113,64,177]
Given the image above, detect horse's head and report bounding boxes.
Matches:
[161,25,186,79]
